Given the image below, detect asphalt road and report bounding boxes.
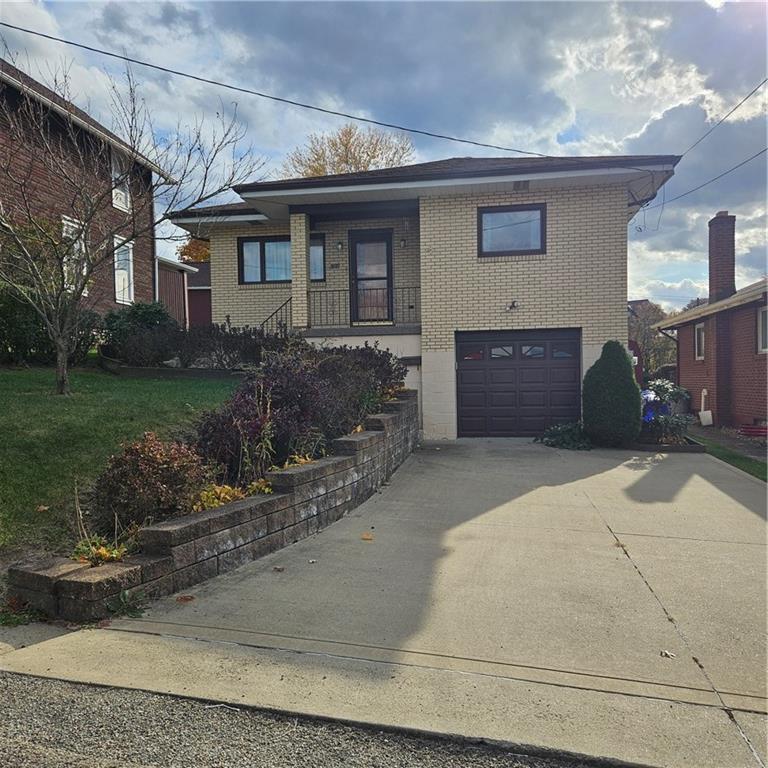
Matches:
[0,672,597,768]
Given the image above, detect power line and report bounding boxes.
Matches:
[681,77,767,157]
[0,20,651,174]
[642,147,766,210]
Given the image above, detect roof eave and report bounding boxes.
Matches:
[0,69,176,183]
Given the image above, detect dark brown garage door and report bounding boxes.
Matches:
[456,329,581,437]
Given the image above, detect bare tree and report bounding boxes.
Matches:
[0,60,264,393]
[282,122,414,178]
[628,300,676,375]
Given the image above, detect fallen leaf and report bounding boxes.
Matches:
[176,595,195,603]
[361,532,374,542]
[273,566,285,573]
[35,505,50,513]
[660,649,676,658]
[308,559,317,564]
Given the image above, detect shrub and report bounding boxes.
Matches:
[0,290,100,365]
[196,378,276,486]
[582,341,642,447]
[535,422,592,450]
[102,302,178,361]
[639,379,693,444]
[90,432,212,534]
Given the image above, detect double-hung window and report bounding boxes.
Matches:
[478,203,546,257]
[114,237,134,304]
[758,307,767,353]
[111,151,131,211]
[238,234,326,283]
[61,216,87,293]
[694,322,705,360]
[238,236,291,283]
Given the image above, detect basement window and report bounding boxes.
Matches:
[694,322,705,361]
[759,307,767,353]
[478,203,546,257]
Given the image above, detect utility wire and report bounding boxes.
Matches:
[0,20,652,174]
[642,147,766,210]
[680,77,767,157]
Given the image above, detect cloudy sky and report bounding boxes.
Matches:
[1,1,766,309]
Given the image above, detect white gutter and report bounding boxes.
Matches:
[0,69,175,182]
[157,255,199,274]
[170,213,268,224]
[238,164,676,200]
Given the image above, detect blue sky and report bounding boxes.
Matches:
[1,0,765,309]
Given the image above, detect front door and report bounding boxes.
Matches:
[350,229,392,323]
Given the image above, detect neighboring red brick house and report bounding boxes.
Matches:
[656,211,767,427]
[0,58,163,314]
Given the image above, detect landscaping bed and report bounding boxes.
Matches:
[8,391,418,621]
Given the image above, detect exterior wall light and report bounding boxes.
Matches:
[336,241,343,252]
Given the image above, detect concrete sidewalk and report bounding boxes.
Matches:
[2,441,766,767]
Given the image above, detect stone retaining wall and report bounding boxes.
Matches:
[8,391,419,622]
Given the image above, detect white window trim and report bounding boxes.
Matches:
[111,151,131,212]
[114,237,134,305]
[694,322,705,361]
[62,216,88,295]
[758,307,768,354]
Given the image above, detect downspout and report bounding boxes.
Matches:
[150,177,159,302]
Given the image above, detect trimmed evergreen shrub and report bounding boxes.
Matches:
[102,302,178,360]
[582,341,642,447]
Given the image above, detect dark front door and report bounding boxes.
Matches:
[456,329,581,437]
[350,229,392,323]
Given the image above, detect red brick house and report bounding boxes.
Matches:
[656,211,767,427]
[0,58,163,314]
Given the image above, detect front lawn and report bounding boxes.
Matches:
[692,434,767,482]
[0,368,237,555]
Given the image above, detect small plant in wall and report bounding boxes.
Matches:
[72,486,127,566]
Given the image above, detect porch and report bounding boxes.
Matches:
[263,205,422,336]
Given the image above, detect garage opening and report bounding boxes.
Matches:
[456,329,581,437]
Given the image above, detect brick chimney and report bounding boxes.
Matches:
[708,211,736,302]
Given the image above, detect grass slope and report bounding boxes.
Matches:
[693,435,767,482]
[0,368,236,553]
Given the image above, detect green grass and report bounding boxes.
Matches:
[0,367,236,553]
[694,435,767,482]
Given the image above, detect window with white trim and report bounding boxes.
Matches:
[62,216,87,294]
[114,238,134,304]
[694,322,705,360]
[111,151,131,211]
[758,307,767,353]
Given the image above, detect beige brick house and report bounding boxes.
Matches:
[171,156,679,439]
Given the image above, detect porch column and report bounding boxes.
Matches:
[290,212,310,328]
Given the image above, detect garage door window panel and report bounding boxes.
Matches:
[521,344,545,359]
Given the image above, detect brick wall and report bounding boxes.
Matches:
[418,184,628,438]
[678,300,767,426]
[0,90,155,314]
[208,216,420,327]
[8,391,419,621]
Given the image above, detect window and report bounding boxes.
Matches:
[490,345,515,359]
[552,342,577,359]
[460,345,484,361]
[114,238,134,304]
[521,344,545,359]
[694,322,705,360]
[62,217,87,293]
[111,151,131,211]
[478,203,546,257]
[310,234,325,281]
[759,307,768,353]
[238,236,291,284]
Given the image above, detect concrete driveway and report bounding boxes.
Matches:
[2,441,766,767]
